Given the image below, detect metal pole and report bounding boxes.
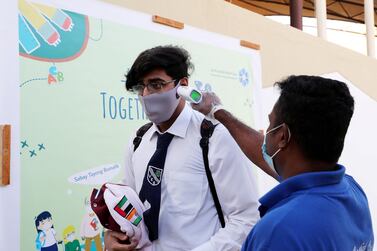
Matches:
[315,0,327,39]
[364,0,376,58]
[290,0,303,30]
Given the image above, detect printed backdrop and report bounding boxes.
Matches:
[19,1,261,250]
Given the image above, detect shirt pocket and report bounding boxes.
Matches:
[166,170,206,215]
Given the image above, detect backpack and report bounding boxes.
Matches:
[133,119,225,228]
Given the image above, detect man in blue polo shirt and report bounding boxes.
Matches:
[193,75,374,251]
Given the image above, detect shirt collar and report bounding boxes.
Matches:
[148,103,193,140]
[259,164,346,217]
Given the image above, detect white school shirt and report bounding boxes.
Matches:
[124,104,259,251]
[42,228,57,247]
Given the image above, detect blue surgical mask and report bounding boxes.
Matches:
[261,123,290,175]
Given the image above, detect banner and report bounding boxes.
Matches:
[19,1,261,250]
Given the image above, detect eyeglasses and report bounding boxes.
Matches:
[131,79,177,95]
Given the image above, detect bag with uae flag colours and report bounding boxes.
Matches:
[90,183,152,250]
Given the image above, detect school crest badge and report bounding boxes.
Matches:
[147,166,163,186]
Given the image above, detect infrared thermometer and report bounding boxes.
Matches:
[177,86,202,104]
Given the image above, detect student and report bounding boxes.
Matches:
[81,198,103,251]
[192,75,374,250]
[62,225,81,251]
[35,211,59,251]
[104,45,259,251]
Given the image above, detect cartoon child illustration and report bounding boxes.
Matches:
[80,198,103,251]
[35,211,59,251]
[62,225,81,251]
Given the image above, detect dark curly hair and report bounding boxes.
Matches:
[274,75,354,163]
[125,45,194,91]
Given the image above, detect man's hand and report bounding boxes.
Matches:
[191,92,223,119]
[193,91,279,180]
[104,230,139,251]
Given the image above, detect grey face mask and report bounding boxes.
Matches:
[140,84,181,124]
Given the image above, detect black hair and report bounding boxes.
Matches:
[125,45,194,91]
[35,211,54,233]
[274,75,354,163]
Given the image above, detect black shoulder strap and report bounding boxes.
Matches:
[133,122,153,151]
[133,120,225,228]
[200,119,225,228]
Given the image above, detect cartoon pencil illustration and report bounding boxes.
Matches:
[32,3,74,31]
[19,0,60,46]
[18,13,40,54]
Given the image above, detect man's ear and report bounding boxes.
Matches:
[179,77,189,86]
[277,123,290,149]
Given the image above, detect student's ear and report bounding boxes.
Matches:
[179,77,188,86]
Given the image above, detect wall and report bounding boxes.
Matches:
[0,0,20,250]
[103,0,377,99]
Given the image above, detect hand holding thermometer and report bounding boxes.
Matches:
[186,89,222,125]
[177,86,202,104]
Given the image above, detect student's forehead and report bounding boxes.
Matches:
[142,69,172,81]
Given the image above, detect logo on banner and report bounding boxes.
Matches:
[239,68,249,87]
[147,166,163,186]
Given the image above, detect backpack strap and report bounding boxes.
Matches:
[132,120,225,228]
[200,119,225,228]
[133,122,153,151]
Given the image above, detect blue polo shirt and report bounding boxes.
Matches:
[242,165,374,251]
